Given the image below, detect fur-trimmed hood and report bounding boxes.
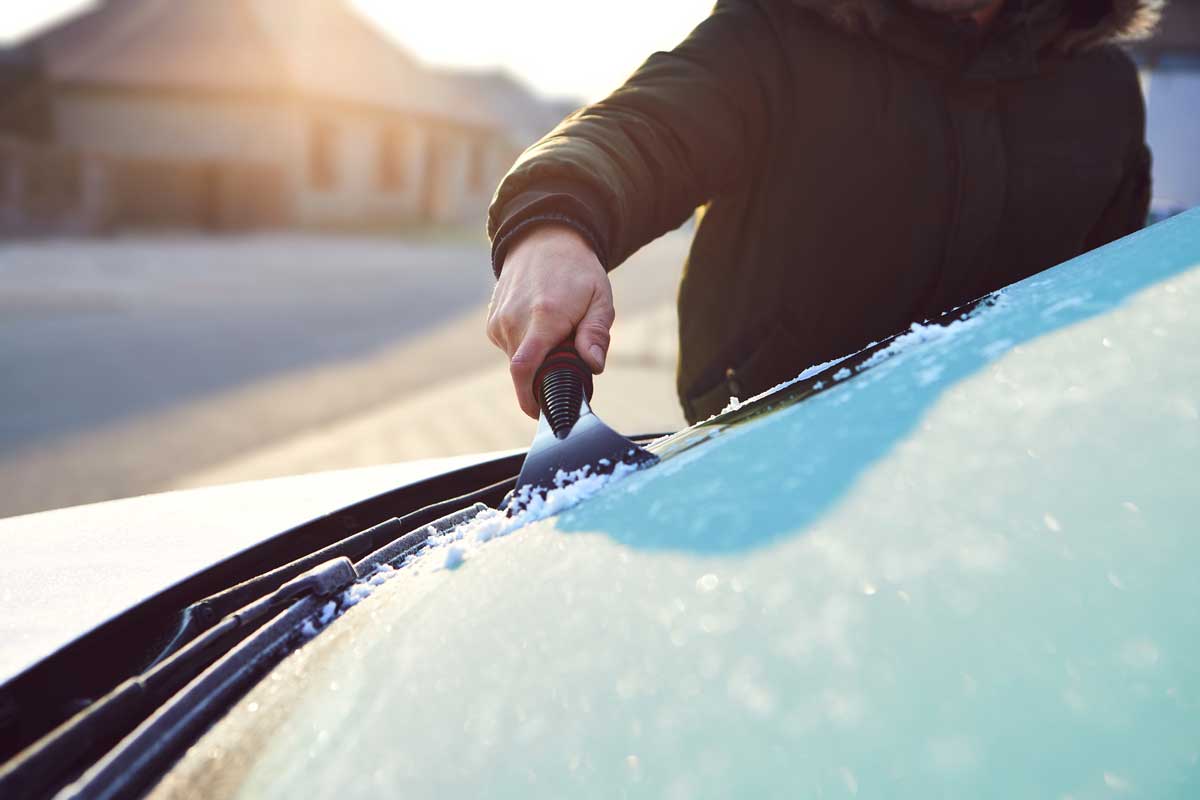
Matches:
[792,0,1163,52]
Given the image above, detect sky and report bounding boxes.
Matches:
[0,0,715,102]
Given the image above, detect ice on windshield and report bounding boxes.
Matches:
[154,210,1200,800]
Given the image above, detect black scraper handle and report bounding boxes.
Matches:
[532,344,594,439]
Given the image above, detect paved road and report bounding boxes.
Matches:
[0,234,496,452]
[0,230,691,517]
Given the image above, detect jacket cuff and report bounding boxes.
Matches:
[491,212,606,279]
[488,180,614,278]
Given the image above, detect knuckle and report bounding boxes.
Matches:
[528,299,558,318]
[580,323,610,345]
[509,350,537,371]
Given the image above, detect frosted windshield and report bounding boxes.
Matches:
[154,210,1200,799]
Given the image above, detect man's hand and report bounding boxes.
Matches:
[487,224,614,419]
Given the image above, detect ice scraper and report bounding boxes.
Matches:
[509,344,657,507]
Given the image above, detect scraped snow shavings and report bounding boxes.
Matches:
[295,460,647,639]
[709,353,851,421]
[342,583,373,607]
[299,598,341,638]
[443,545,465,570]
[426,461,644,570]
[706,295,1006,420]
[858,297,1003,372]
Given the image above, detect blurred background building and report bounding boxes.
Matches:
[0,0,576,234]
[1130,0,1200,217]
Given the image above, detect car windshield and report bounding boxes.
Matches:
[152,210,1200,799]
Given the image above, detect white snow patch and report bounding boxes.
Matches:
[832,367,852,381]
[367,564,394,585]
[341,583,373,608]
[292,462,647,638]
[300,598,341,638]
[700,353,855,423]
[860,301,1000,372]
[793,354,852,384]
[443,545,465,570]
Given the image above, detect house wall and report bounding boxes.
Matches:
[289,104,510,228]
[288,105,427,225]
[52,88,293,164]
[47,86,513,230]
[50,88,293,229]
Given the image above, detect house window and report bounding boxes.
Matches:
[467,139,488,192]
[377,128,406,190]
[308,120,338,189]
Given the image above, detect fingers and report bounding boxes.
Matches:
[509,314,570,419]
[573,290,615,374]
[484,224,612,419]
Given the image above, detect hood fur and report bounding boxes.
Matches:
[793,0,1163,52]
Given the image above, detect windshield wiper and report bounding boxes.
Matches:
[146,490,497,668]
[0,487,501,800]
[0,558,355,800]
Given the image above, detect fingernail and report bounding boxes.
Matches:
[589,344,605,369]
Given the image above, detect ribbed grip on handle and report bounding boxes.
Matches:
[533,345,594,439]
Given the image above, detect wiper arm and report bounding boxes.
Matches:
[1,488,498,800]
[0,558,357,800]
[148,476,515,668]
[56,499,493,800]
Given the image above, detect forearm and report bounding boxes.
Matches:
[487,0,779,274]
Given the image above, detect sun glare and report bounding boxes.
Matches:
[350,0,714,101]
[1,1,713,102]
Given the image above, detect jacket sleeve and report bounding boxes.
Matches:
[1082,55,1152,252]
[1081,142,1152,252]
[487,0,780,276]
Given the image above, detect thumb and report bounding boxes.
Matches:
[573,292,614,374]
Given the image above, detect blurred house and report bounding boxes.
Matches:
[1129,0,1200,216]
[0,0,572,233]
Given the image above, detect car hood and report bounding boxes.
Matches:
[0,452,514,686]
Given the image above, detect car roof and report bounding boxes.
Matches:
[156,208,1200,798]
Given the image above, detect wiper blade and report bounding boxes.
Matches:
[0,487,498,800]
[147,494,494,668]
[56,500,493,800]
[0,558,357,800]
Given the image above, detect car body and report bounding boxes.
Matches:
[3,208,1199,798]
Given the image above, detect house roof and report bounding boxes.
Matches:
[435,67,582,148]
[25,0,499,129]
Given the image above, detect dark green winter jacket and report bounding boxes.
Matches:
[487,0,1157,423]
